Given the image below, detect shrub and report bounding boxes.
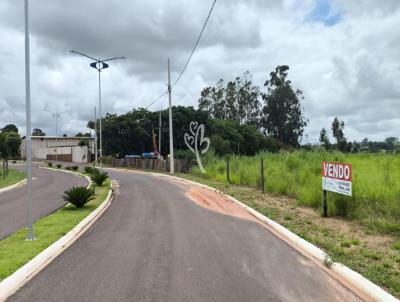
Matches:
[56,164,62,169]
[100,155,113,165]
[91,171,108,186]
[84,166,93,174]
[47,162,53,167]
[63,186,95,208]
[72,166,79,171]
[65,166,72,170]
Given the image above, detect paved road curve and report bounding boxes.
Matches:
[9,169,362,302]
[0,164,87,239]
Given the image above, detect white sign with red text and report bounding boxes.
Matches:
[322,162,352,196]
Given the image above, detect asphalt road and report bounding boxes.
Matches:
[0,164,87,239]
[9,169,361,302]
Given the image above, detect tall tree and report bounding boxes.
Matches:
[198,72,261,124]
[261,65,307,147]
[75,132,90,137]
[237,71,261,125]
[32,128,45,136]
[2,124,18,133]
[0,131,21,177]
[87,121,95,138]
[331,117,347,151]
[319,128,330,150]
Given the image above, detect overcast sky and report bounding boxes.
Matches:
[0,0,399,143]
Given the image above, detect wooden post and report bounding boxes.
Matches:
[260,158,265,193]
[226,158,230,183]
[323,190,328,217]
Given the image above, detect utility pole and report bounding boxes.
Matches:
[168,59,174,174]
[158,111,161,159]
[24,0,34,241]
[94,107,98,166]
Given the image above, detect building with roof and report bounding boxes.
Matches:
[21,136,95,163]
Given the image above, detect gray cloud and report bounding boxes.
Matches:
[0,0,399,143]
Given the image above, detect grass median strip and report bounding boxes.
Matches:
[0,179,111,282]
[177,173,400,298]
[0,169,25,189]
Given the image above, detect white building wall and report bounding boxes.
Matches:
[21,137,94,163]
[72,146,89,163]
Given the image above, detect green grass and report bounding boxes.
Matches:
[195,150,400,235]
[0,169,25,189]
[0,180,111,282]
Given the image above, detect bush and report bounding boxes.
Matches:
[100,155,113,166]
[63,186,95,208]
[175,149,196,160]
[84,166,93,174]
[72,166,79,171]
[56,164,62,169]
[47,162,53,167]
[91,171,108,186]
[65,166,72,170]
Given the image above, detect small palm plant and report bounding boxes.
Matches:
[84,166,93,174]
[63,186,95,208]
[90,171,108,186]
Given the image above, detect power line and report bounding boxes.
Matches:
[145,91,168,110]
[145,0,217,109]
[172,0,217,88]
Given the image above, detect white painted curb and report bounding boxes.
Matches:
[41,166,91,189]
[0,178,27,194]
[149,172,399,302]
[0,182,113,302]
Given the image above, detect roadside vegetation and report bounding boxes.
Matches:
[0,169,25,189]
[195,150,400,235]
[90,171,108,186]
[63,186,95,208]
[0,179,111,282]
[178,173,400,298]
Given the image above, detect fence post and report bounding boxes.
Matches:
[260,158,265,193]
[226,158,230,183]
[322,190,328,217]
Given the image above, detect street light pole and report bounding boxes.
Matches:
[98,69,102,169]
[94,107,98,166]
[69,50,125,171]
[44,109,68,162]
[24,0,34,241]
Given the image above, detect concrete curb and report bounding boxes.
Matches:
[0,181,114,302]
[0,178,27,194]
[147,171,398,302]
[41,166,91,189]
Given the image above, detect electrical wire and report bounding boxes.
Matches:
[145,91,168,110]
[172,0,216,88]
[145,0,217,109]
